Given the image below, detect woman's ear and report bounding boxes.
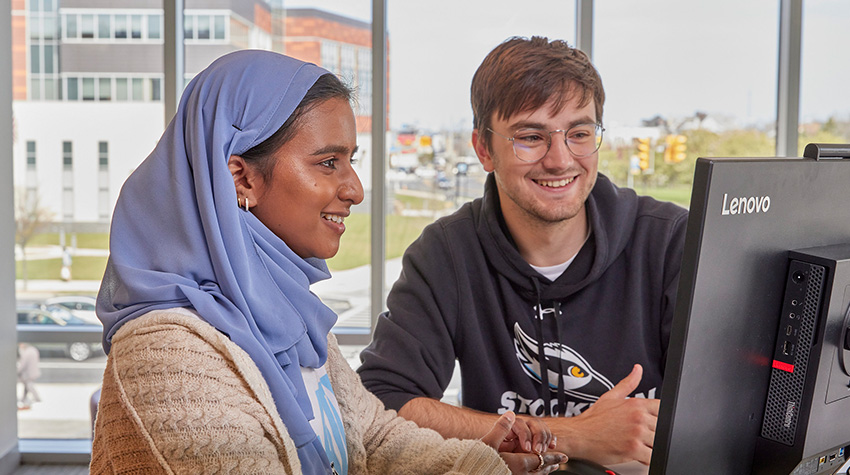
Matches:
[228,155,262,209]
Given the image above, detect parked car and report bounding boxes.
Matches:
[16,306,103,361]
[44,295,100,325]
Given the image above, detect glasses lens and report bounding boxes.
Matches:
[566,124,603,157]
[512,128,550,162]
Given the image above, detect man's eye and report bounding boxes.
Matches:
[320,159,337,169]
[514,131,547,145]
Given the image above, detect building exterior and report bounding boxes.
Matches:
[11,1,378,227]
[283,7,382,133]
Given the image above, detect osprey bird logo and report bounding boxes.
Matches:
[513,323,614,402]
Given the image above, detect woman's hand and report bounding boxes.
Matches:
[482,411,567,474]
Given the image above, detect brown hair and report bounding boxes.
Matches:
[471,36,605,151]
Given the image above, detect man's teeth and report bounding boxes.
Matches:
[536,177,575,187]
[322,213,344,224]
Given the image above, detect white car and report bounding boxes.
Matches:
[44,295,100,326]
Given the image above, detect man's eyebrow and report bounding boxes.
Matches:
[509,116,597,132]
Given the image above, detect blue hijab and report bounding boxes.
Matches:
[97,50,339,473]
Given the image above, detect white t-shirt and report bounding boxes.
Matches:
[301,365,348,475]
[529,225,593,281]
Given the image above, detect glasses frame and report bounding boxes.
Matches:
[487,123,605,163]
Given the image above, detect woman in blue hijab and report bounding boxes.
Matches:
[90,50,565,474]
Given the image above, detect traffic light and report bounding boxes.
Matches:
[636,138,651,171]
[664,134,688,163]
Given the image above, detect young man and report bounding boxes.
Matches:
[358,36,688,466]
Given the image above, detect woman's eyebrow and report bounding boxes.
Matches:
[311,144,357,156]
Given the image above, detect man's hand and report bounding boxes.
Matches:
[482,412,567,474]
[551,364,659,465]
[498,414,558,454]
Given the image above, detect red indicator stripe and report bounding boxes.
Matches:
[773,360,794,373]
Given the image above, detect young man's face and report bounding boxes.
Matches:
[474,97,599,227]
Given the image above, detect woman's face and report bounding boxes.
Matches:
[248,97,363,260]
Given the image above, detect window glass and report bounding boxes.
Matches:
[214,15,225,40]
[66,14,78,39]
[132,77,144,100]
[30,45,39,73]
[81,14,94,38]
[197,15,210,40]
[67,77,78,100]
[43,45,53,74]
[594,0,777,200]
[29,16,41,39]
[131,15,143,39]
[43,16,56,40]
[97,14,110,39]
[150,78,161,102]
[800,0,850,150]
[148,14,161,39]
[115,77,128,101]
[82,77,95,100]
[99,78,111,101]
[184,15,194,40]
[44,78,55,100]
[115,15,127,39]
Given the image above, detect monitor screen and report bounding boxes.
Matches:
[650,146,850,474]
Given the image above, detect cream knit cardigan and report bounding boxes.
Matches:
[90,308,509,474]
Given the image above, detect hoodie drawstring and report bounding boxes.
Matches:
[553,300,566,416]
[532,277,567,417]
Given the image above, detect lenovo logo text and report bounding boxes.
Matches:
[721,193,771,215]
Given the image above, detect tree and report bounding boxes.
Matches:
[15,187,54,289]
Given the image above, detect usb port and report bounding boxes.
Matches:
[829,454,837,462]
[783,341,794,356]
[786,325,793,336]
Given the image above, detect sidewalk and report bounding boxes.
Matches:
[16,382,101,439]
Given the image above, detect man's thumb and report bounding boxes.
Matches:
[600,364,643,401]
[481,411,516,449]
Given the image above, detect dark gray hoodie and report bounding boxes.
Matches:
[359,172,688,418]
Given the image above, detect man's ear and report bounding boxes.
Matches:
[472,129,495,173]
[228,155,262,207]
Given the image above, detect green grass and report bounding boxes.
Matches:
[16,185,691,279]
[326,213,434,270]
[637,185,692,208]
[16,256,108,281]
[26,232,109,249]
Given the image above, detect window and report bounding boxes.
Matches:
[67,78,78,100]
[81,14,94,39]
[82,77,95,100]
[115,15,127,39]
[197,15,210,40]
[132,77,143,100]
[66,14,78,39]
[148,14,162,39]
[26,141,36,168]
[99,78,111,101]
[62,141,73,169]
[184,15,194,40]
[43,45,53,74]
[97,14,110,39]
[98,141,109,169]
[29,45,39,73]
[214,16,225,40]
[115,78,128,101]
[150,78,162,102]
[131,15,142,39]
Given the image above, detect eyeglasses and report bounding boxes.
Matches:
[487,123,605,163]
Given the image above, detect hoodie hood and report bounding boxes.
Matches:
[477,172,639,300]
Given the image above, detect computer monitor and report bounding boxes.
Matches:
[650,144,850,474]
